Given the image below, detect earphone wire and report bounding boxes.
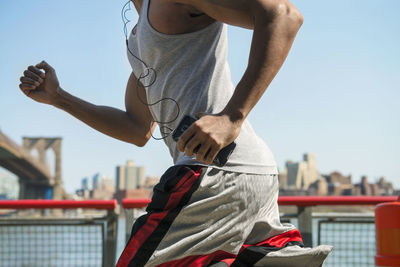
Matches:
[122,0,180,140]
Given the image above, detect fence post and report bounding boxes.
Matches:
[298,206,313,247]
[104,210,118,267]
[125,209,135,244]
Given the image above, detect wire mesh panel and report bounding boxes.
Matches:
[0,221,104,267]
[318,220,375,267]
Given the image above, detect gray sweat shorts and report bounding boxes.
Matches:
[117,165,332,267]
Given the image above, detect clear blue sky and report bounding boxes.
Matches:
[0,0,399,193]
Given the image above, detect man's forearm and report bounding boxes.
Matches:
[54,88,149,146]
[222,2,303,122]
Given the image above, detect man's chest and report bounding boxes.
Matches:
[146,0,215,34]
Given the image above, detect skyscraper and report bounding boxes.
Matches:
[116,165,125,191]
[81,177,89,190]
[115,160,145,190]
[92,173,103,190]
[286,153,318,190]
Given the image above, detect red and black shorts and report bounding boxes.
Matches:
[116,165,332,267]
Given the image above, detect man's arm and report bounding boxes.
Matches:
[177,0,303,164]
[19,61,155,147]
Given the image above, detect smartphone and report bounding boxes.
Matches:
[172,115,236,167]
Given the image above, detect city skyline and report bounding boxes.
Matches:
[1,0,399,192]
[1,146,397,195]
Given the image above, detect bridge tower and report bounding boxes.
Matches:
[22,137,63,200]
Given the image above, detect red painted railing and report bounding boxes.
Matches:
[0,196,396,210]
[122,198,152,209]
[0,200,117,210]
[121,196,398,209]
[277,196,397,206]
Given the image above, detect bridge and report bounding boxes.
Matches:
[0,130,63,199]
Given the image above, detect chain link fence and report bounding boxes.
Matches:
[0,200,117,267]
[318,218,375,267]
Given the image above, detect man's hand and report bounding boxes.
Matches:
[19,60,61,105]
[177,113,242,165]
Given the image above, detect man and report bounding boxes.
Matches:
[19,0,332,266]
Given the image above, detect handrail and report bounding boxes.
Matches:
[277,196,398,206]
[0,200,117,210]
[121,196,398,209]
[122,198,151,209]
[0,196,396,210]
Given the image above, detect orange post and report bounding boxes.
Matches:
[375,196,400,266]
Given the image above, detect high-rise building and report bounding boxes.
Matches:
[92,173,102,190]
[126,160,138,189]
[114,160,147,203]
[81,177,89,190]
[116,165,125,191]
[286,153,318,190]
[115,160,145,190]
[91,174,115,200]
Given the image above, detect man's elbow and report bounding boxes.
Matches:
[126,131,150,147]
[133,134,150,147]
[284,2,304,29]
[256,0,304,31]
[134,139,147,147]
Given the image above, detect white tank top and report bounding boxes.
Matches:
[127,0,278,174]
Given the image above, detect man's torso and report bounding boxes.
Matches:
[133,0,214,35]
[127,0,279,175]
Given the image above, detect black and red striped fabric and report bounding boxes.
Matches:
[116,165,304,267]
[116,165,203,267]
[154,229,303,267]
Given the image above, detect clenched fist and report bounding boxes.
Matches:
[177,113,242,165]
[19,60,61,105]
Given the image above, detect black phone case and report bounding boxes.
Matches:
[172,115,236,167]
[172,115,197,142]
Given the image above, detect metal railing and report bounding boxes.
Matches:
[316,213,375,266]
[0,200,118,267]
[280,196,396,267]
[1,196,397,267]
[122,196,397,267]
